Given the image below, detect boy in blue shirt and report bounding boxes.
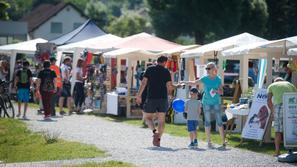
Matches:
[184,87,201,148]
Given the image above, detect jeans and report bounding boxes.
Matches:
[73,82,85,108]
[203,104,223,127]
[41,91,54,118]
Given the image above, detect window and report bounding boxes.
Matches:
[51,22,62,33]
[73,22,82,30]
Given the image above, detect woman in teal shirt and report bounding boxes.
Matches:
[181,62,226,148]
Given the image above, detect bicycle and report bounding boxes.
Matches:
[0,80,15,118]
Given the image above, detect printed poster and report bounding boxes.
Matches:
[242,89,271,140]
[283,93,297,148]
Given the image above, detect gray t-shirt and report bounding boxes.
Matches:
[185,99,201,120]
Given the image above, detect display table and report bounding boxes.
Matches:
[106,92,142,118]
[106,92,120,115]
[225,104,250,132]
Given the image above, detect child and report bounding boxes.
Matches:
[184,87,201,148]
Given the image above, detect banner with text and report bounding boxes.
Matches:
[283,93,297,148]
[242,89,271,140]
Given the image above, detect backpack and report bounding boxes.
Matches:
[41,70,55,92]
[19,69,29,84]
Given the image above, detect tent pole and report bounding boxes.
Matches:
[9,50,17,82]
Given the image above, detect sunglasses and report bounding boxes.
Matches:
[205,67,213,70]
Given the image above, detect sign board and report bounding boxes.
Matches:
[241,89,271,140]
[283,93,297,148]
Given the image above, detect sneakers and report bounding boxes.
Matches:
[22,115,29,120]
[16,113,21,117]
[44,116,52,121]
[188,142,195,149]
[59,111,66,115]
[153,133,160,147]
[194,141,198,148]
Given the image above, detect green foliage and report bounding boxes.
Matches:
[174,35,195,45]
[0,119,105,163]
[148,0,268,44]
[107,12,150,37]
[6,0,33,20]
[32,0,60,8]
[64,0,89,11]
[69,161,136,167]
[265,0,297,39]
[238,0,268,37]
[84,0,111,30]
[0,0,10,20]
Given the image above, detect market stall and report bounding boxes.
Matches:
[222,36,297,91]
[57,34,123,94]
[180,33,267,91]
[220,36,297,143]
[158,45,200,124]
[103,48,158,118]
[287,47,297,86]
[0,38,48,81]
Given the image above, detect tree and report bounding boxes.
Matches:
[84,0,111,30]
[148,0,268,44]
[0,0,10,20]
[265,0,290,39]
[107,12,150,37]
[265,0,297,39]
[148,0,243,44]
[287,0,297,37]
[5,0,34,20]
[238,0,268,37]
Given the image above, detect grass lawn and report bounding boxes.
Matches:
[0,118,105,163]
[94,113,295,155]
[68,161,135,167]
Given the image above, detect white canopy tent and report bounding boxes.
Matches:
[103,48,157,118]
[57,34,123,93]
[57,34,122,67]
[158,45,199,56]
[221,36,297,143]
[287,48,297,56]
[180,33,267,92]
[103,48,157,88]
[0,38,48,80]
[222,36,297,91]
[181,33,266,59]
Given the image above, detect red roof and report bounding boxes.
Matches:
[20,2,87,32]
[113,32,181,52]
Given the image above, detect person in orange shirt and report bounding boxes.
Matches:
[50,57,62,116]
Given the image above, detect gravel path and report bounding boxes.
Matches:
[2,107,297,167]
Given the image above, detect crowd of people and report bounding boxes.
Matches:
[9,56,106,121]
[1,54,297,155]
[136,56,297,157]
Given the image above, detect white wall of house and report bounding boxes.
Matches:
[31,5,87,40]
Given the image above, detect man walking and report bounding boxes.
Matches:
[136,56,179,147]
[14,60,32,120]
[267,77,297,156]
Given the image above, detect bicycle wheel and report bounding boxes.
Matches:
[0,97,7,118]
[3,95,15,118]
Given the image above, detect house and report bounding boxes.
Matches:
[20,2,88,40]
[0,21,28,46]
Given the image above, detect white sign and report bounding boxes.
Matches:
[242,89,271,140]
[283,93,297,148]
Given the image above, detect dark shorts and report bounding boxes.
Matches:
[187,120,198,132]
[61,83,71,97]
[144,99,168,113]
